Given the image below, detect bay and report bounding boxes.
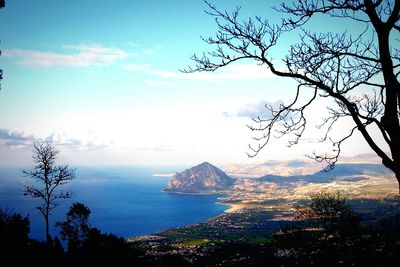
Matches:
[0,167,228,241]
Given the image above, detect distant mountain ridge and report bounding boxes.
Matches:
[164,162,234,193]
[164,163,392,194]
[258,163,391,184]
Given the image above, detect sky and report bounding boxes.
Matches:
[0,0,384,167]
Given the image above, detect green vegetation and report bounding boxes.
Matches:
[2,139,399,267]
[2,189,400,266]
[183,239,210,246]
[159,209,279,247]
[130,193,400,266]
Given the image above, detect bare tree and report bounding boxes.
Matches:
[23,142,75,244]
[187,0,400,191]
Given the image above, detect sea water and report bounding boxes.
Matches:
[0,167,228,241]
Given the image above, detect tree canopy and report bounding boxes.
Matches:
[56,202,91,252]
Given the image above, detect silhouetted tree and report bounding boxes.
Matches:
[274,191,362,265]
[188,0,400,191]
[56,202,91,252]
[273,192,400,265]
[81,227,130,264]
[23,142,75,244]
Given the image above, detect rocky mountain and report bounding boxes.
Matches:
[164,162,234,193]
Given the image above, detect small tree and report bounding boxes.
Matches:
[274,191,361,265]
[23,142,75,244]
[56,202,91,252]
[296,191,360,236]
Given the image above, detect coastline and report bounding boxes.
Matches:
[218,202,247,213]
[160,189,229,195]
[161,189,240,213]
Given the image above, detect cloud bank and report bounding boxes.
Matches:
[223,100,285,119]
[236,100,284,118]
[0,129,35,149]
[3,44,129,67]
[0,128,110,151]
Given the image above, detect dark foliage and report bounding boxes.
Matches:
[272,192,400,266]
[0,208,30,253]
[295,191,361,236]
[0,208,68,265]
[56,202,91,252]
[1,197,400,266]
[54,202,139,265]
[78,227,131,264]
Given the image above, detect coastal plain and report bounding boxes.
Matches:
[127,161,399,264]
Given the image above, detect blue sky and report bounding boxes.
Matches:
[0,0,380,167]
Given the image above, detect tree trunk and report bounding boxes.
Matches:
[364,0,400,193]
[45,213,50,245]
[396,172,400,194]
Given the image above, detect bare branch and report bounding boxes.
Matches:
[191,0,400,189]
[308,126,358,172]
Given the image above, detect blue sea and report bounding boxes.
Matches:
[0,167,228,242]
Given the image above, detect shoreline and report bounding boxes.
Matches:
[160,189,229,196]
[217,202,247,213]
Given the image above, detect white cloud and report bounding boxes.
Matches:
[0,129,35,150]
[44,132,112,151]
[125,63,274,82]
[0,128,110,151]
[236,100,284,118]
[3,44,129,67]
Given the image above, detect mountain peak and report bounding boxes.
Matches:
[164,162,234,194]
[192,161,215,171]
[194,161,215,167]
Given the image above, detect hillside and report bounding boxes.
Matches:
[258,163,391,183]
[224,163,397,208]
